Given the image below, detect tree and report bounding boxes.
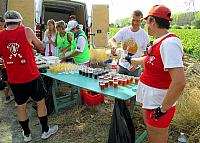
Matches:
[115,17,130,28]
[109,23,115,28]
[192,19,200,29]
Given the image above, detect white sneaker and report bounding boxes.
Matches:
[41,125,58,139]
[22,131,32,142]
[4,96,14,104]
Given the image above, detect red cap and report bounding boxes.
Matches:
[144,5,173,21]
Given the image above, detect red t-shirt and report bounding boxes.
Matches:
[0,26,40,83]
[140,34,176,89]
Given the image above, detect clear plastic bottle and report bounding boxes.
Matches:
[178,132,187,143]
[111,58,118,73]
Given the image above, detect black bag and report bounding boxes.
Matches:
[108,99,135,143]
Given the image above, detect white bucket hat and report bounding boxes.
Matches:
[4,10,23,23]
[65,20,79,32]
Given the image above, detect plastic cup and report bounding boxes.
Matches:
[122,78,127,86]
[114,81,118,88]
[113,77,118,82]
[85,70,89,77]
[104,77,109,81]
[82,70,86,76]
[89,71,93,78]
[79,69,82,75]
[127,77,131,85]
[118,78,122,85]
[134,77,140,85]
[109,79,114,86]
[99,82,105,90]
[99,76,104,82]
[94,73,98,79]
[130,76,134,83]
[109,76,113,80]
[105,80,109,88]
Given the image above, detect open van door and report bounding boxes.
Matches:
[91,5,109,48]
[7,0,34,29]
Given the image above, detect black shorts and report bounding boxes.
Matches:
[1,68,8,81]
[10,76,47,105]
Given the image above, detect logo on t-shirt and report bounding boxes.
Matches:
[7,43,20,58]
[147,56,155,65]
[7,43,26,64]
[123,39,138,56]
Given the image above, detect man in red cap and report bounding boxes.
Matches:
[130,5,186,142]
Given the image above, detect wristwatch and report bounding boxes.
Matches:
[160,105,167,113]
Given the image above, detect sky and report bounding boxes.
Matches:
[78,0,200,23]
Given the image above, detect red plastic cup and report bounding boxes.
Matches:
[105,80,109,88]
[99,76,104,81]
[109,79,114,86]
[104,77,109,81]
[114,81,118,88]
[122,79,127,86]
[99,82,105,90]
[109,76,113,80]
[127,77,131,85]
[134,77,140,85]
[118,78,122,85]
[113,77,118,82]
[130,76,134,83]
[99,76,104,84]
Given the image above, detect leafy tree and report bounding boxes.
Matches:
[192,19,200,29]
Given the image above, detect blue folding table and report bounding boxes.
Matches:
[42,71,147,142]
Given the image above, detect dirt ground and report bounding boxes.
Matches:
[0,60,199,143]
[0,92,149,143]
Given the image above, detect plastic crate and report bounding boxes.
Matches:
[81,90,104,106]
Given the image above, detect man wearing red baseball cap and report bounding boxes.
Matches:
[130,5,186,142]
[144,5,173,21]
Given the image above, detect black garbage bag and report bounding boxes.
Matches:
[108,98,135,143]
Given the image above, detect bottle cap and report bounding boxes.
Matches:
[180,132,184,135]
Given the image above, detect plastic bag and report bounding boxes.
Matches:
[108,99,135,143]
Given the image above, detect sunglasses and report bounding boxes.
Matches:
[146,41,154,56]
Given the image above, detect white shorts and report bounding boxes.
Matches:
[136,81,175,109]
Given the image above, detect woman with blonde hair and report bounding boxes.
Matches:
[43,19,57,56]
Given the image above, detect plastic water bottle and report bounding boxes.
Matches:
[178,132,187,143]
[111,58,118,73]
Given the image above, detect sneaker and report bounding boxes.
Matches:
[4,96,14,104]
[41,125,58,139]
[22,131,32,142]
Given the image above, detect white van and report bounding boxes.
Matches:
[35,0,110,60]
